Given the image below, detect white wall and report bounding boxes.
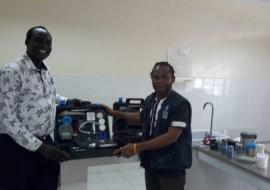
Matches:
[1,0,270,137]
[1,0,270,79]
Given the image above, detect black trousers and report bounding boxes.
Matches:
[145,169,186,190]
[0,134,60,190]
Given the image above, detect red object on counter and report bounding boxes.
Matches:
[203,135,211,145]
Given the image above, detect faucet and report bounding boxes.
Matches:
[203,102,214,137]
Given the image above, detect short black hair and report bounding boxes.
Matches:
[25,26,49,44]
[151,61,175,76]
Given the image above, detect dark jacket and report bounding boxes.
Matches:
[139,90,192,172]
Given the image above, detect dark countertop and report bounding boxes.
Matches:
[55,139,119,160]
[68,146,118,160]
[192,144,270,183]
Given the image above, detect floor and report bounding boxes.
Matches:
[87,162,145,190]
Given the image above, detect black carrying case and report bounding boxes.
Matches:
[112,98,144,145]
[54,102,117,159]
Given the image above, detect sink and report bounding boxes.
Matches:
[192,130,230,143]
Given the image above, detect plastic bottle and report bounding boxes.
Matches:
[59,115,73,140]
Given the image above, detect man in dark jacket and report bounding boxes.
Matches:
[103,61,192,190]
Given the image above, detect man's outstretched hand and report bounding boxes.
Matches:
[101,104,115,116]
[113,143,136,158]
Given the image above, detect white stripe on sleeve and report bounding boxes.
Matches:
[171,121,186,128]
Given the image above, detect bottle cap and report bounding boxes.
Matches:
[63,115,72,125]
[60,99,66,106]
[240,132,257,139]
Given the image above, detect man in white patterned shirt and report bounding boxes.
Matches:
[0,26,69,190]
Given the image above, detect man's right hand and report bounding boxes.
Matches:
[101,104,115,116]
[37,143,70,163]
[102,104,142,124]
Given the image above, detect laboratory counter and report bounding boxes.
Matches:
[193,144,270,190]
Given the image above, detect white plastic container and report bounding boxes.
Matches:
[256,144,265,154]
[256,153,269,169]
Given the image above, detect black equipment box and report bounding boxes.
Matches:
[112,98,144,145]
[54,103,117,160]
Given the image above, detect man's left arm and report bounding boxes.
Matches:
[114,102,190,157]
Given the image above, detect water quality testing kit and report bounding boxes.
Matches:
[54,102,117,159]
[54,98,144,160]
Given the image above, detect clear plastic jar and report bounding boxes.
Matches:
[246,143,256,157]
[240,132,257,155]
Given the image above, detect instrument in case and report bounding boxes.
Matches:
[54,102,117,159]
[112,98,144,145]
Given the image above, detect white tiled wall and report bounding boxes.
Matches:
[55,75,270,141]
[174,78,270,141]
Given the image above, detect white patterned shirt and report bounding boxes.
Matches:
[0,54,66,151]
